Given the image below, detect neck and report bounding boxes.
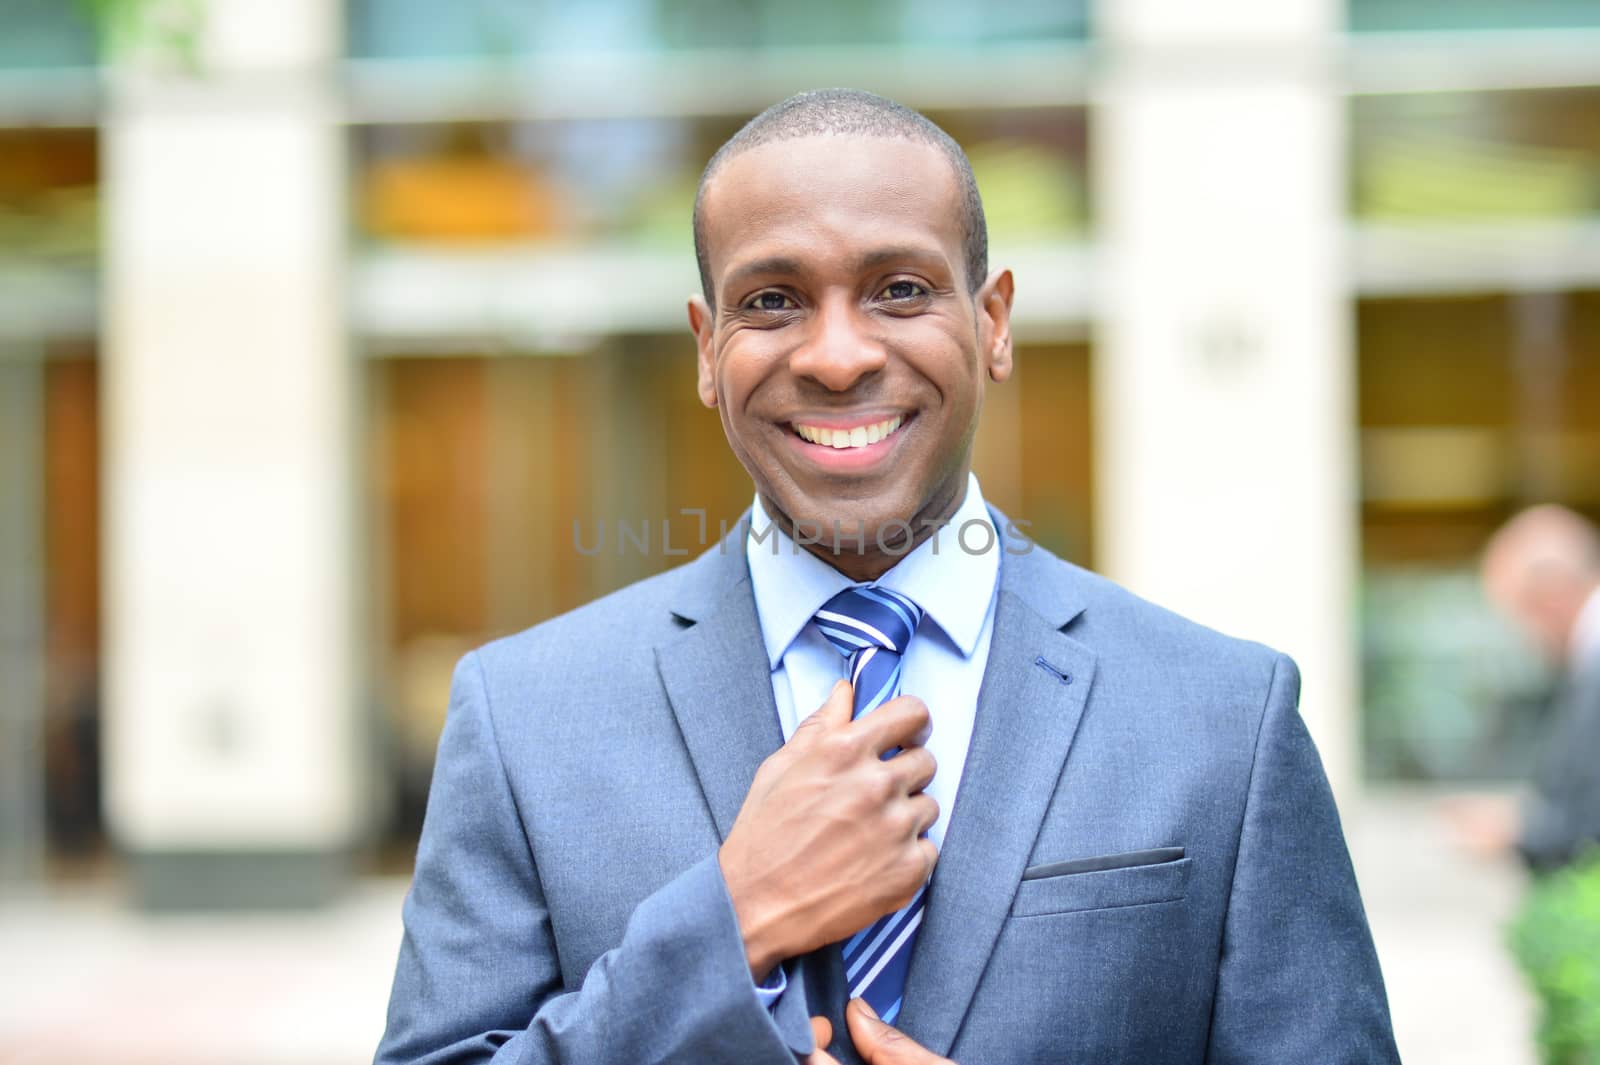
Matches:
[761,470,972,583]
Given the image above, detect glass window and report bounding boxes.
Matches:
[1350,0,1600,32]
[347,0,1090,60]
[1353,90,1600,224]
[0,1,96,69]
[0,123,101,872]
[351,109,1088,251]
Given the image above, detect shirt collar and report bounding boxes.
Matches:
[745,473,1000,669]
[1570,584,1600,675]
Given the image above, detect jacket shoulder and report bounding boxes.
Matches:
[470,552,713,684]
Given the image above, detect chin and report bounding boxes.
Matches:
[806,499,922,550]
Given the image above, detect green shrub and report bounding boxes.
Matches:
[1509,852,1600,1065]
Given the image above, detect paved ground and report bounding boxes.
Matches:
[1351,790,1537,1065]
[0,790,1539,1064]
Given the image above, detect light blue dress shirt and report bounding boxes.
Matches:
[742,473,1002,1009]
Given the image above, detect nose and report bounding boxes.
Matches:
[787,294,887,392]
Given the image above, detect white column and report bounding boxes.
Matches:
[1094,0,1358,795]
[103,0,358,905]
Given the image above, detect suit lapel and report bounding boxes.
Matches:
[654,527,786,842]
[896,537,1098,1057]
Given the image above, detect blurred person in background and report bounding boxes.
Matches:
[375,90,1398,1065]
[1448,505,1600,871]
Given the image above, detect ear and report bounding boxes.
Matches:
[687,294,718,408]
[976,268,1014,383]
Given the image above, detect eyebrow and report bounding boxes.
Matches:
[721,245,950,296]
[856,245,946,272]
[722,256,805,294]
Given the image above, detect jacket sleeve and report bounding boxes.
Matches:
[374,651,811,1065]
[1204,654,1402,1064]
[1518,667,1600,872]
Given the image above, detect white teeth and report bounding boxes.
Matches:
[794,415,904,450]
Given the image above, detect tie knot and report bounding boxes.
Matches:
[815,586,922,658]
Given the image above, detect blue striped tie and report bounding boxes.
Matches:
[813,584,925,1025]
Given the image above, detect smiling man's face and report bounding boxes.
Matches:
[688,133,1014,579]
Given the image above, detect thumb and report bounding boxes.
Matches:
[847,998,947,1064]
[798,678,854,738]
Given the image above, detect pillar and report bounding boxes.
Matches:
[102,0,358,907]
[1094,0,1358,795]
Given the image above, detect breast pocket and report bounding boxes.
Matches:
[1010,847,1190,918]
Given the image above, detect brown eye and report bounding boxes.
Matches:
[747,291,795,311]
[882,280,925,301]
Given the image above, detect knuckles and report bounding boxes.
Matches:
[838,769,896,818]
[815,729,862,767]
[895,695,931,728]
[869,768,901,805]
[905,746,937,786]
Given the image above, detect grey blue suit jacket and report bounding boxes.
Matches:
[1519,652,1600,872]
[376,511,1400,1064]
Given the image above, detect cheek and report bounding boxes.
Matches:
[714,338,788,410]
[906,349,984,414]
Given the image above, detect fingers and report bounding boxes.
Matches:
[798,688,930,760]
[855,695,932,756]
[805,1016,839,1064]
[887,745,937,796]
[895,695,934,748]
[846,997,952,1064]
[905,793,940,839]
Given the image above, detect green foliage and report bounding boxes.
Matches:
[1510,852,1600,1065]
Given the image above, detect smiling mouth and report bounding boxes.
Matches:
[790,414,906,450]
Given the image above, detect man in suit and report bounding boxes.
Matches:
[376,89,1400,1064]
[1449,505,1600,872]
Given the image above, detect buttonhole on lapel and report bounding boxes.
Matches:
[1034,656,1073,684]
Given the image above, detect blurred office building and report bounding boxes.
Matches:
[4,0,1600,896]
[1,0,1598,1020]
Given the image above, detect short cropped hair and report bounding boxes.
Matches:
[692,88,988,306]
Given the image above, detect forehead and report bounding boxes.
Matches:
[700,134,965,285]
